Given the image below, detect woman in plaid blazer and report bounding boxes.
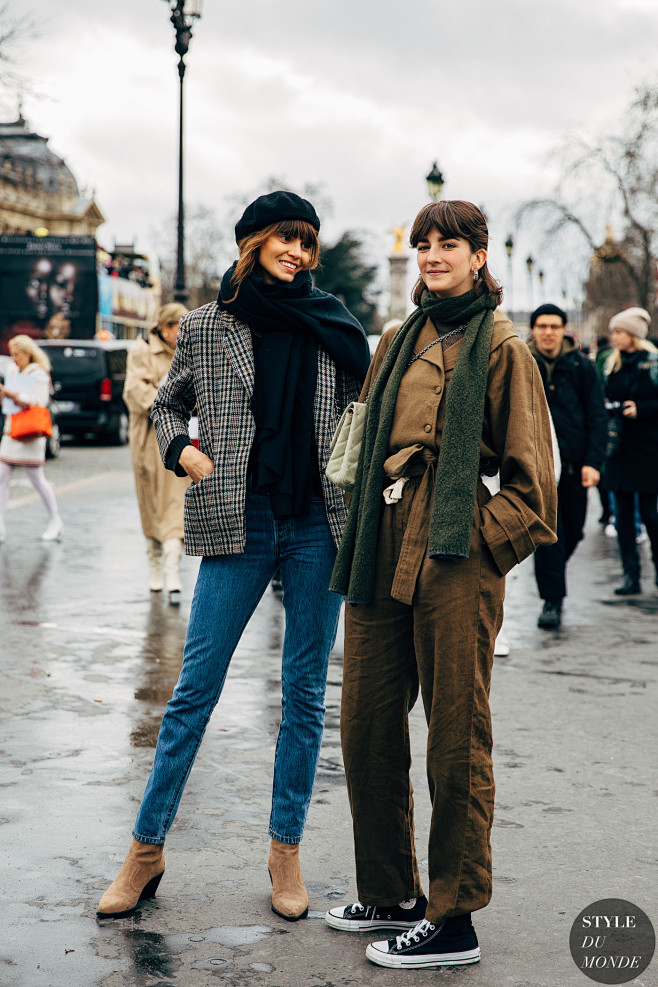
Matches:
[98,191,370,923]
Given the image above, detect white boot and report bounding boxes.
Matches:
[42,513,63,541]
[146,537,163,592]
[163,538,183,604]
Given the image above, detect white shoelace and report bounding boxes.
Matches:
[395,918,436,949]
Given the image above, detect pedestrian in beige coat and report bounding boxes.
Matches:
[124,303,190,603]
[326,201,557,970]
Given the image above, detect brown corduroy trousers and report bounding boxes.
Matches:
[341,476,505,924]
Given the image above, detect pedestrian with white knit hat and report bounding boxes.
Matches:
[603,306,658,595]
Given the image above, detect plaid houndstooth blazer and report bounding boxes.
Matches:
[151,301,362,557]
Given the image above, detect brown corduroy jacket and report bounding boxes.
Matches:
[362,309,557,576]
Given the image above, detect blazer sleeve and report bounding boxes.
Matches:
[480,338,558,576]
[151,314,196,470]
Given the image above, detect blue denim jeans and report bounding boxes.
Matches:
[133,491,342,846]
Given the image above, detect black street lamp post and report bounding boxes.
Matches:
[526,254,534,314]
[161,0,203,304]
[505,234,514,317]
[426,161,445,202]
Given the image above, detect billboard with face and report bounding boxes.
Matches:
[0,235,98,354]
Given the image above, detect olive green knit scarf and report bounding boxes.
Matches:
[330,288,496,604]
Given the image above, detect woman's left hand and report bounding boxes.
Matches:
[622,400,637,418]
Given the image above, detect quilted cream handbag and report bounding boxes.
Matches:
[325,401,367,492]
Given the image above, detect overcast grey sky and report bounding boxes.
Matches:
[4,0,658,309]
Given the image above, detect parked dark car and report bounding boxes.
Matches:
[0,353,61,458]
[37,339,133,445]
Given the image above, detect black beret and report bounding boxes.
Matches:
[530,303,568,328]
[234,191,320,244]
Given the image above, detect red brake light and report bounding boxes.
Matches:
[100,378,112,401]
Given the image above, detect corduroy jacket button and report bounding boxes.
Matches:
[435,386,442,394]
[424,424,432,432]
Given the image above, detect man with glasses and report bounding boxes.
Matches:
[528,304,607,629]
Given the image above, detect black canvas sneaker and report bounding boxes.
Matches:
[365,914,480,968]
[325,895,427,932]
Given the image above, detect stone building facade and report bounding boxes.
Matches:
[0,114,104,236]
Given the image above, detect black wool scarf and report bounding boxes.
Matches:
[330,288,497,604]
[219,265,370,519]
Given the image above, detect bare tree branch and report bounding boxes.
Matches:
[516,81,658,326]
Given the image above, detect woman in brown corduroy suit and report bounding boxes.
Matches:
[325,201,557,970]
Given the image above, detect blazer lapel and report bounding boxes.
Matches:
[219,314,255,396]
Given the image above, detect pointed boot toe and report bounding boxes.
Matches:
[97,838,165,918]
[268,838,308,921]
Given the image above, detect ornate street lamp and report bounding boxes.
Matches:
[161,0,203,303]
[538,269,544,301]
[526,254,534,313]
[505,234,514,316]
[425,162,445,202]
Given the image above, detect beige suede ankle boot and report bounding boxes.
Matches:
[267,838,308,921]
[97,838,165,918]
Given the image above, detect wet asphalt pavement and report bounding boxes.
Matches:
[1,443,657,987]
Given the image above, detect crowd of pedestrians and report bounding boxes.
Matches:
[526,301,658,626]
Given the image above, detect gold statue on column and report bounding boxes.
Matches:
[389,226,406,255]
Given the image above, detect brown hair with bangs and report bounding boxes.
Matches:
[224,219,320,303]
[409,200,503,307]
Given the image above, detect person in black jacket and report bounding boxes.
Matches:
[604,307,658,595]
[528,304,608,628]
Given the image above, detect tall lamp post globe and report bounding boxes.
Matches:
[161,0,203,305]
[426,162,445,202]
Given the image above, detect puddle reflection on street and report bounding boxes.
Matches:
[129,585,293,750]
[130,597,187,748]
[0,543,57,614]
[119,928,182,981]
